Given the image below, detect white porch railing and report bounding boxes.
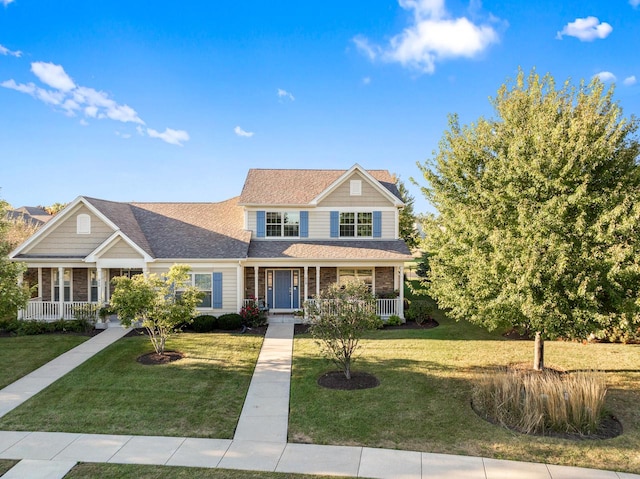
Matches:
[303,298,401,319]
[19,301,99,321]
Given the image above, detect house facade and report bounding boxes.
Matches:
[10,164,412,321]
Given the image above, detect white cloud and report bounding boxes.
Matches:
[79,119,89,126]
[354,0,500,74]
[1,0,15,6]
[234,126,254,138]
[623,75,637,86]
[147,127,190,146]
[630,0,640,7]
[115,131,132,139]
[557,17,612,41]
[0,44,21,57]
[277,88,295,101]
[363,76,371,85]
[31,62,76,91]
[2,60,190,145]
[594,71,616,83]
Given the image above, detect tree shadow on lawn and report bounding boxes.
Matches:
[289,355,640,473]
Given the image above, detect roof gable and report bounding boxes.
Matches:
[238,165,402,206]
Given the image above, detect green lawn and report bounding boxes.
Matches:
[65,464,349,479]
[0,334,88,388]
[289,300,640,474]
[0,332,263,438]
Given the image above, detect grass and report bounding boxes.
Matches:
[0,332,263,438]
[0,334,88,388]
[289,289,640,474]
[64,464,349,479]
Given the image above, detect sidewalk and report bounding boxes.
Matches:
[0,323,638,479]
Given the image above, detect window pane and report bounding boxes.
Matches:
[266,212,281,223]
[266,225,282,237]
[357,224,372,237]
[266,212,282,237]
[284,224,299,236]
[199,292,212,308]
[194,274,211,290]
[340,224,355,237]
[340,213,355,224]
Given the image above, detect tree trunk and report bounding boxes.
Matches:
[533,331,544,371]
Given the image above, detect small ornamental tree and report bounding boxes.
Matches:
[306,280,379,379]
[110,264,203,356]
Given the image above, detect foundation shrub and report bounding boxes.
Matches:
[405,300,433,325]
[217,313,243,330]
[191,315,218,332]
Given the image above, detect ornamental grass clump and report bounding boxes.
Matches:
[472,368,607,436]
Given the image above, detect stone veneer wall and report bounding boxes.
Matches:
[375,267,395,295]
[72,268,88,302]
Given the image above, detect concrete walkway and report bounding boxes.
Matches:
[0,323,638,479]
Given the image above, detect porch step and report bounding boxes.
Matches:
[267,314,306,325]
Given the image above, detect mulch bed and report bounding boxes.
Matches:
[317,370,380,390]
[136,350,184,365]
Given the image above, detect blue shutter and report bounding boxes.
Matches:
[212,272,223,309]
[330,211,339,238]
[300,211,309,238]
[373,211,382,238]
[256,211,265,238]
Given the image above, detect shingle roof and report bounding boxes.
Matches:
[85,196,251,259]
[238,168,401,205]
[248,240,412,260]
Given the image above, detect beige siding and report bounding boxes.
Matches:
[26,204,114,256]
[309,210,330,238]
[247,211,257,238]
[318,171,395,208]
[100,238,143,259]
[381,210,396,238]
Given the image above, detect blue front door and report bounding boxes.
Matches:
[274,270,291,308]
[267,269,300,310]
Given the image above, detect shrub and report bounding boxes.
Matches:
[191,314,218,332]
[217,313,243,330]
[385,315,402,327]
[472,368,607,435]
[405,300,433,325]
[240,300,267,327]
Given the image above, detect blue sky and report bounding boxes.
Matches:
[1,0,639,215]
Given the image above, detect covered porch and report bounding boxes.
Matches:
[242,264,405,319]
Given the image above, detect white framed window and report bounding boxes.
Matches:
[266,211,300,237]
[338,268,373,290]
[52,268,72,301]
[350,180,362,196]
[339,212,372,237]
[89,270,99,302]
[194,273,212,308]
[77,214,91,234]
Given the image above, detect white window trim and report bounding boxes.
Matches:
[339,211,373,238]
[265,210,300,238]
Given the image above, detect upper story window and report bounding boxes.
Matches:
[340,212,372,237]
[77,214,91,234]
[266,212,300,237]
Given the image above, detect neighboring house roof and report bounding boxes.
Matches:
[6,207,52,227]
[248,240,412,261]
[87,196,251,259]
[238,167,401,205]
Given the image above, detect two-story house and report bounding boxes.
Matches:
[10,164,412,322]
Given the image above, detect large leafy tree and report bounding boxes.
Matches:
[418,69,640,370]
[0,198,30,319]
[110,264,203,356]
[395,176,420,250]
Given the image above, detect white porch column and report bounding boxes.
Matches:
[254,266,259,300]
[393,265,399,291]
[37,267,43,299]
[399,265,405,319]
[97,268,105,303]
[316,266,320,297]
[237,264,244,311]
[58,266,64,314]
[304,266,308,303]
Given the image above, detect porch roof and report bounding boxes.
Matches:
[247,240,412,260]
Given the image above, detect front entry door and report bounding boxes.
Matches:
[267,269,300,310]
[274,270,291,309]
